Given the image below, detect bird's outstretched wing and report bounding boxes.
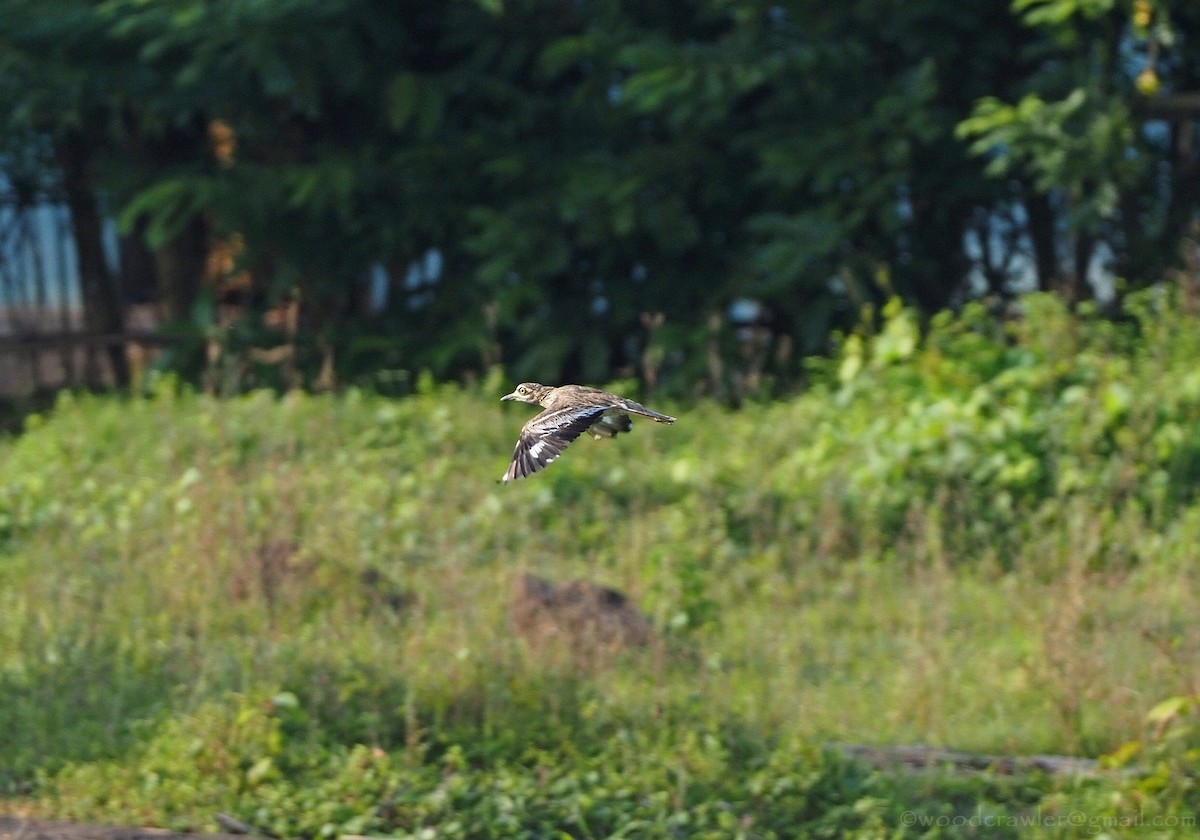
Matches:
[502,403,611,482]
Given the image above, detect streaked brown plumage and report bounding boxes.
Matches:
[500,382,675,482]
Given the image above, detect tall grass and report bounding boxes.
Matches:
[2,292,1200,836]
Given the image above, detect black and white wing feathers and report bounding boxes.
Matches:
[502,404,611,482]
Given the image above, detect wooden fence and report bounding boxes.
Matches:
[0,186,165,396]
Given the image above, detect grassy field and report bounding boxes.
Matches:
[2,293,1200,837]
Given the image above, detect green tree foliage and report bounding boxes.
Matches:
[958,0,1200,300]
[0,0,1197,393]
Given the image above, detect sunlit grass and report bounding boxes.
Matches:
[3,293,1200,835]
[1,393,1193,761]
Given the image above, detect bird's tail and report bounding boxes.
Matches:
[621,400,676,424]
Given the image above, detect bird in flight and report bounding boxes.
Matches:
[500,383,675,482]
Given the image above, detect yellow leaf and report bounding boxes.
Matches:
[1146,695,1190,725]
[1136,67,1160,96]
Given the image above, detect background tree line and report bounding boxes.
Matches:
[1,0,1196,398]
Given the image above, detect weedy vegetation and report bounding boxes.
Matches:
[2,292,1200,837]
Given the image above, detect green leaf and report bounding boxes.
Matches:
[117,179,209,248]
[246,756,274,786]
[385,73,418,132]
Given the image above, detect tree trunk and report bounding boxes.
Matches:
[154,215,209,322]
[119,217,160,305]
[55,132,130,388]
[1068,232,1095,303]
[1022,186,1059,292]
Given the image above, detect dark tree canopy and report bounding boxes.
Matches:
[1,0,1196,396]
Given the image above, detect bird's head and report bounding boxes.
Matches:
[501,382,551,406]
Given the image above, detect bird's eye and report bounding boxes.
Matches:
[518,386,527,395]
